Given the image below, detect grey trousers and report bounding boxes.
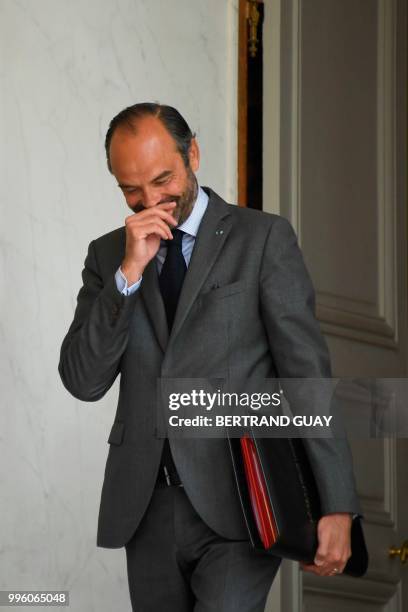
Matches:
[125,484,281,612]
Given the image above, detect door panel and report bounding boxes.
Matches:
[263,0,408,609]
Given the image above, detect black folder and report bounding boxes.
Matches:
[228,433,368,577]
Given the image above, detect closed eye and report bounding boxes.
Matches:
[118,171,173,193]
[153,174,172,186]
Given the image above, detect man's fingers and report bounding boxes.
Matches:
[300,563,314,572]
[308,513,353,578]
[135,222,173,241]
[313,554,345,575]
[136,201,177,211]
[302,543,348,576]
[301,563,324,576]
[301,563,341,577]
[126,208,177,222]
[125,214,174,239]
[126,207,177,227]
[140,206,178,223]
[314,540,328,566]
[156,201,178,208]
[301,551,348,576]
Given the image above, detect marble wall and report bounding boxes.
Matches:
[0,1,238,610]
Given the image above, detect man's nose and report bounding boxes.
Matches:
[141,189,161,209]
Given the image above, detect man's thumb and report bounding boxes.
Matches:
[314,550,326,566]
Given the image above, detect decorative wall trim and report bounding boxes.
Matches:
[288,0,301,235]
[291,0,398,349]
[263,0,282,215]
[304,575,399,607]
[358,438,397,527]
[317,0,397,348]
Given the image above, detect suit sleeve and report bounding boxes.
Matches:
[259,216,361,515]
[58,240,139,402]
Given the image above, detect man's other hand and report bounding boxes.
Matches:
[300,513,352,576]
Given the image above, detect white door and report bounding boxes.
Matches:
[263,0,408,609]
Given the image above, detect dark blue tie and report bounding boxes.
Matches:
[159,229,187,330]
[158,229,186,485]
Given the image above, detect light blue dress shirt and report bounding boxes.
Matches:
[115,186,209,295]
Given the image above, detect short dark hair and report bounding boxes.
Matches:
[104,102,196,172]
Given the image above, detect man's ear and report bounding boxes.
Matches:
[188,138,200,173]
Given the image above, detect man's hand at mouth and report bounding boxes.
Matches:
[121,201,178,284]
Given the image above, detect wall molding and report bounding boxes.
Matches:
[317,0,398,349]
[359,438,397,527]
[304,574,399,607]
[291,0,399,349]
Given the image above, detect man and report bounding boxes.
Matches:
[59,103,360,611]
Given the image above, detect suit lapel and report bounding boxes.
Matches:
[139,188,232,352]
[140,258,169,352]
[170,189,232,343]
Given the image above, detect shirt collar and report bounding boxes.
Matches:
[177,186,209,237]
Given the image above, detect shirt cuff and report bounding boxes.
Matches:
[115,266,142,295]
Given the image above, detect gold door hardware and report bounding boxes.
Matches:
[389,540,408,563]
[247,0,261,58]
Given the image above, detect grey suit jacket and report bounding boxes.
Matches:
[59,187,361,548]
